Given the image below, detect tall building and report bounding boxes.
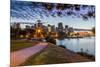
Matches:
[58,22,63,32]
[58,22,63,29]
[34,24,37,29]
[65,25,68,29]
[12,23,21,29]
[16,23,21,29]
[34,20,45,39]
[51,25,56,32]
[35,20,43,28]
[25,25,30,29]
[38,22,43,27]
[65,25,69,33]
[31,26,34,29]
[47,24,51,32]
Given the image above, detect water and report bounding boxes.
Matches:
[56,37,95,56]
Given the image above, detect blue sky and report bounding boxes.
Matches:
[10,0,95,29]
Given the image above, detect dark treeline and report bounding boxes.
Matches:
[10,23,35,39]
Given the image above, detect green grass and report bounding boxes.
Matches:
[21,43,71,66]
[11,40,38,52]
[21,43,92,66]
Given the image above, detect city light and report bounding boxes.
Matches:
[10,1,95,66]
[37,29,41,33]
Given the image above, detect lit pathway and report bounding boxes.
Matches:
[10,42,48,67]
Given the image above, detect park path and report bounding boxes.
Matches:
[10,42,48,67]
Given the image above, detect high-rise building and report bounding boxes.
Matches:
[34,24,37,29]
[51,25,56,32]
[65,25,68,29]
[35,20,43,28]
[47,24,51,32]
[38,22,43,27]
[25,25,30,29]
[16,23,21,29]
[58,22,63,29]
[65,25,69,33]
[12,23,21,29]
[31,26,34,29]
[58,22,63,32]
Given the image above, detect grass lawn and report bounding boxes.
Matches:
[21,43,92,66]
[11,39,38,52]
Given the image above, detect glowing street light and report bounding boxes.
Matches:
[37,29,41,33]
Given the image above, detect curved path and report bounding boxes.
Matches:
[10,42,48,67]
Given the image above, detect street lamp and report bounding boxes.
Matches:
[37,29,41,33]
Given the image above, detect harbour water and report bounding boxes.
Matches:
[56,37,95,56]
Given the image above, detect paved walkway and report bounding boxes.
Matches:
[10,42,48,67]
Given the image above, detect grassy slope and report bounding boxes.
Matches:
[11,40,38,52]
[21,43,93,66]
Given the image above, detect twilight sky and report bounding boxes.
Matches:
[10,0,95,29]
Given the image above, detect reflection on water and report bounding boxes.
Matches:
[56,37,95,56]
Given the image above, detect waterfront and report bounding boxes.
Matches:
[10,1,95,66]
[56,37,95,56]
